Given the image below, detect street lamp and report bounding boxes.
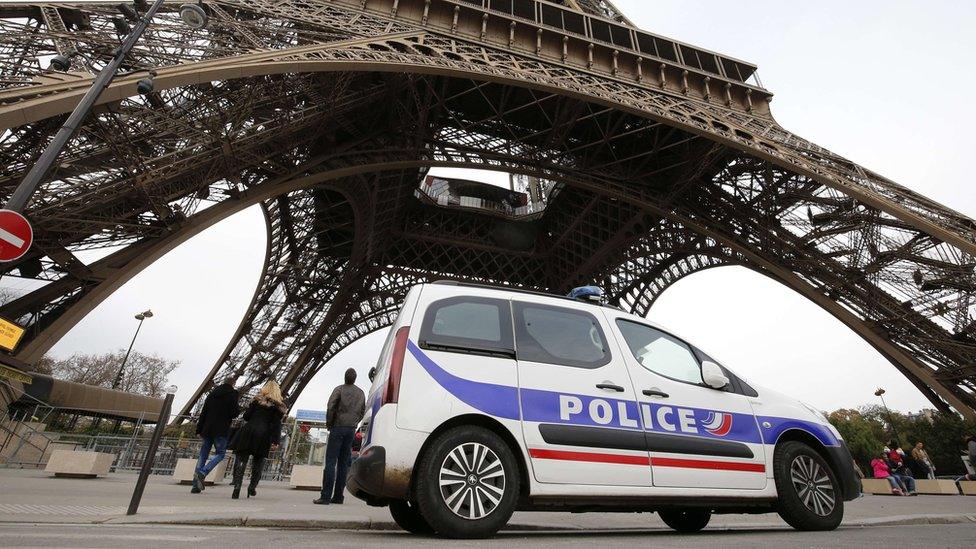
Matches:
[180,3,210,29]
[874,387,899,444]
[112,309,154,390]
[5,0,211,213]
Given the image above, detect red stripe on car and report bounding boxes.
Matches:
[651,457,765,473]
[529,448,650,466]
[529,448,764,472]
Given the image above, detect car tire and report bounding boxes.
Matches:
[389,500,435,535]
[774,440,843,531]
[414,426,520,539]
[658,508,711,533]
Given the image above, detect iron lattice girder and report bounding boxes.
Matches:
[0,1,972,417]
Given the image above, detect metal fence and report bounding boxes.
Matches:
[1,386,329,478]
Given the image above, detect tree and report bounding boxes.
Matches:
[48,350,178,397]
[828,406,976,476]
[0,286,18,306]
[828,408,883,472]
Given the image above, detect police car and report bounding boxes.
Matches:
[348,282,860,539]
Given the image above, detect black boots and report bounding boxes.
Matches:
[190,471,205,494]
[231,457,247,500]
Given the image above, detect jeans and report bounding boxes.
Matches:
[195,436,228,476]
[321,426,355,501]
[893,474,916,493]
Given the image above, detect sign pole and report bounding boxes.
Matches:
[127,389,174,516]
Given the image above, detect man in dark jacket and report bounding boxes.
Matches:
[314,368,365,505]
[192,375,240,493]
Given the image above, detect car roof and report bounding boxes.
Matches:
[423,280,752,388]
[430,280,620,312]
[426,281,694,353]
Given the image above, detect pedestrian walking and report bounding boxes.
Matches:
[228,379,286,499]
[314,368,365,505]
[192,375,240,494]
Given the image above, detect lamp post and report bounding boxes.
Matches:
[874,387,899,444]
[112,309,153,390]
[4,1,210,212]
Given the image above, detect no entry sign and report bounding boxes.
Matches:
[0,209,33,262]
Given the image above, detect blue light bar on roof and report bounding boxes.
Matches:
[568,286,604,302]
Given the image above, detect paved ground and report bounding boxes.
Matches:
[0,522,974,548]
[1,468,976,533]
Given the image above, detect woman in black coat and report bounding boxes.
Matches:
[228,380,286,499]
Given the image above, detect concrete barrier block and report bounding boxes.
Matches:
[172,457,227,485]
[914,479,959,495]
[961,481,976,496]
[44,450,113,478]
[861,478,896,495]
[290,464,322,490]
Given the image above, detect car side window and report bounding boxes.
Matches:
[420,297,514,357]
[616,320,702,385]
[513,302,611,369]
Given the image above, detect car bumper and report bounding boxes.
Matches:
[347,446,412,506]
[825,441,861,501]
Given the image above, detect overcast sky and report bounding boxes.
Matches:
[19,1,976,417]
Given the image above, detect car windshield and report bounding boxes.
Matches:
[616,320,702,384]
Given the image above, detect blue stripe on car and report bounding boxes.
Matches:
[407,340,838,447]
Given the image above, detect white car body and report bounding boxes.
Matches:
[348,281,859,518]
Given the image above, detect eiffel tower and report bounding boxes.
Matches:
[0,1,973,419]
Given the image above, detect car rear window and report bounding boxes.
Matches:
[513,302,611,369]
[419,297,514,357]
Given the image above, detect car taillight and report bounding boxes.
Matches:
[382,326,410,405]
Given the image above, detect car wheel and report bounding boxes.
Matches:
[774,440,843,531]
[389,500,435,535]
[658,508,711,533]
[414,426,520,539]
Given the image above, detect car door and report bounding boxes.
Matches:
[396,286,521,434]
[607,314,767,490]
[514,298,651,487]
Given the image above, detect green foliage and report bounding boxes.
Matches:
[828,409,882,474]
[828,406,976,476]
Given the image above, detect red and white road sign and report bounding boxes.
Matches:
[0,209,33,262]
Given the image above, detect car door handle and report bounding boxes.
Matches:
[643,389,670,398]
[596,383,625,392]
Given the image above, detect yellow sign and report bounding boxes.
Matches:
[0,316,25,352]
[0,364,31,385]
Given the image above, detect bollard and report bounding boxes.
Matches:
[127,386,176,515]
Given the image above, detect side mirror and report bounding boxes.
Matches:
[701,361,729,390]
[368,367,377,383]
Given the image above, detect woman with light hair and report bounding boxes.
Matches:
[228,379,287,499]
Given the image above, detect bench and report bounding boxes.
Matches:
[860,478,896,495]
[44,450,113,478]
[172,457,228,485]
[914,479,960,495]
[290,464,322,490]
